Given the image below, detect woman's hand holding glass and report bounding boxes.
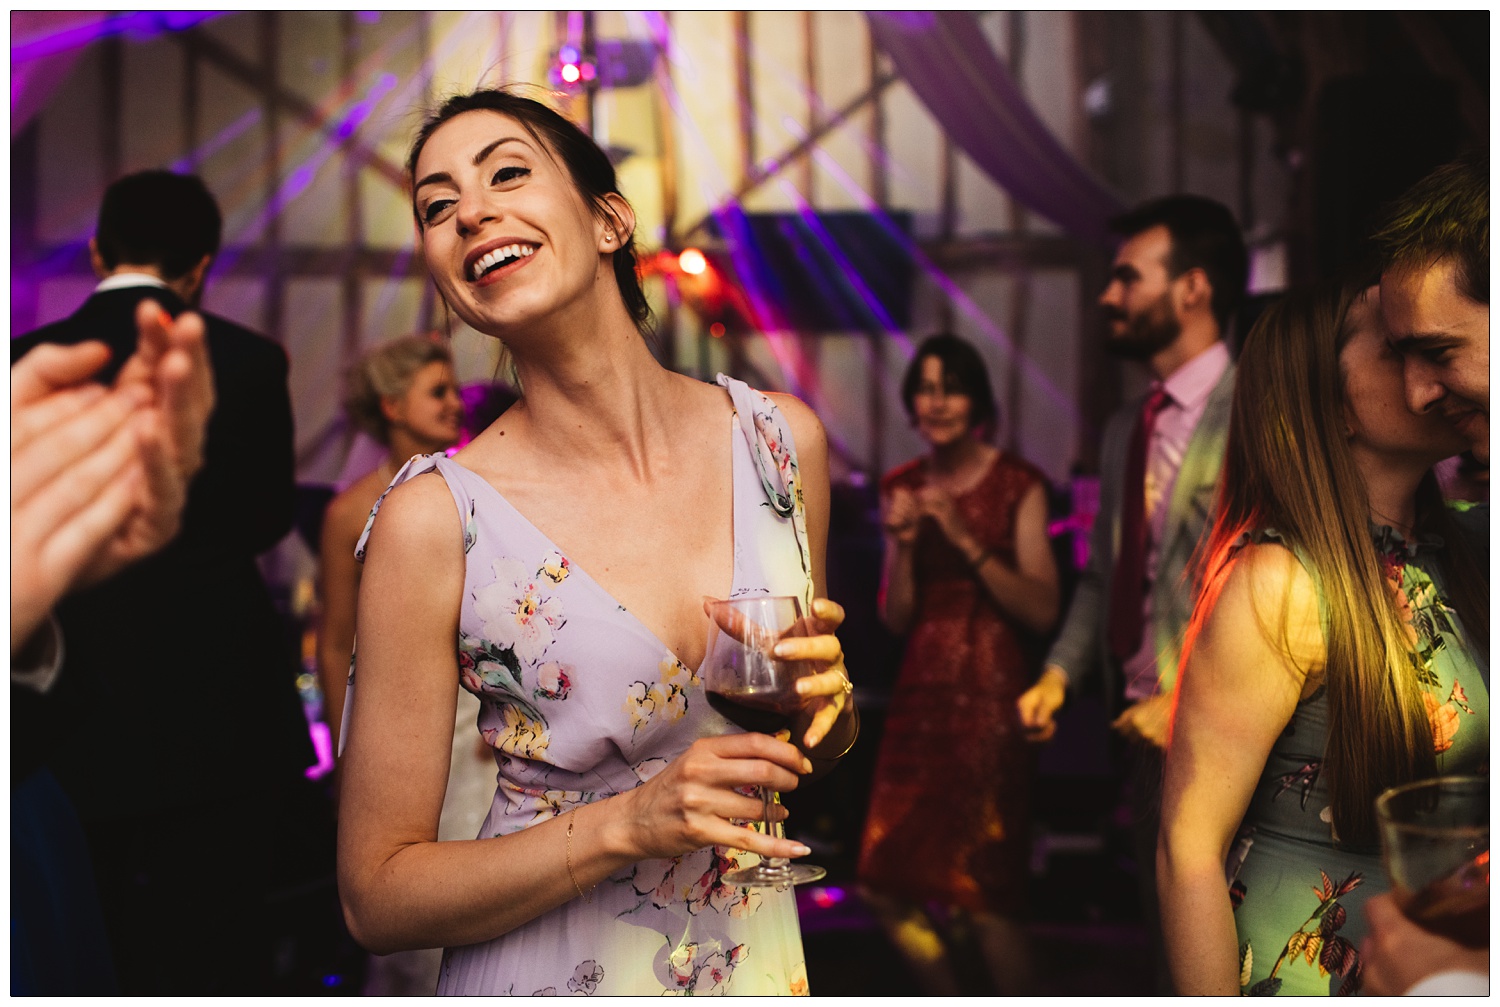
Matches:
[774,597,854,751]
[612,731,813,864]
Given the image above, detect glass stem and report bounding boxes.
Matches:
[761,786,787,868]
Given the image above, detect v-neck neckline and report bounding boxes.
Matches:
[439,416,742,677]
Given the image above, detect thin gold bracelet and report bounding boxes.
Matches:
[565,809,594,903]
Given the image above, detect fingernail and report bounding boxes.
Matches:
[774,729,791,743]
[789,843,811,857]
[795,679,809,694]
[773,643,790,658]
[801,757,814,773]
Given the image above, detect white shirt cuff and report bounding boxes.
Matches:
[1406,970,1489,996]
[11,614,64,693]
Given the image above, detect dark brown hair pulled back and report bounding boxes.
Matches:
[407,87,653,335]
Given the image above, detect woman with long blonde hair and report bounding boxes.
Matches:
[1157,280,1487,995]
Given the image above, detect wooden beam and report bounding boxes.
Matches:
[182,31,200,171]
[260,12,284,344]
[417,11,438,333]
[1169,11,1185,192]
[679,70,901,240]
[867,28,888,210]
[1004,11,1030,452]
[340,10,363,388]
[172,23,409,190]
[101,34,123,183]
[921,234,1082,273]
[801,11,817,201]
[733,11,756,190]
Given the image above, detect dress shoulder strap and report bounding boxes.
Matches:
[715,372,813,602]
[354,452,477,563]
[716,373,800,517]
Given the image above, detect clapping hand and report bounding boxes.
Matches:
[10,301,215,654]
[915,484,976,552]
[881,486,920,545]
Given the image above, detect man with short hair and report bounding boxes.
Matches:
[1373,150,1488,463]
[1017,195,1247,993]
[11,170,313,994]
[1359,151,1489,997]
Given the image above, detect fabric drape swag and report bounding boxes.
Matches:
[865,11,1124,244]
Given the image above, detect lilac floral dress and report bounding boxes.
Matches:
[348,376,814,996]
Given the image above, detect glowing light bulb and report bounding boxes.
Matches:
[678,248,707,275]
[709,323,726,338]
[561,63,581,84]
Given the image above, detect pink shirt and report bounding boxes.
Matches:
[1121,340,1232,701]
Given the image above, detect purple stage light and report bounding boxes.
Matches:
[12,11,226,63]
[305,721,335,780]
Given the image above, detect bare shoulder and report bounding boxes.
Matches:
[361,469,465,563]
[1205,540,1325,682]
[763,391,828,457]
[325,471,385,531]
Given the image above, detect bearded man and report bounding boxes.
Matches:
[1017,195,1247,993]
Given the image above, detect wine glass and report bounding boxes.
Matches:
[703,595,826,889]
[1375,775,1489,948]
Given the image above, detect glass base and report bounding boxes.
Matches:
[723,860,826,890]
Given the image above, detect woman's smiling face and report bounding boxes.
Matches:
[412,109,613,337]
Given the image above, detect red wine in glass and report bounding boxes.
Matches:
[1398,850,1489,949]
[706,687,800,735]
[703,595,826,889]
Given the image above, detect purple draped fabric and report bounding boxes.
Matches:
[866,11,1123,243]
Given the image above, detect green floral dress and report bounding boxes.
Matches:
[1230,507,1489,996]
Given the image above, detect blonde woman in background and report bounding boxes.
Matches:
[318,335,466,747]
[317,335,492,994]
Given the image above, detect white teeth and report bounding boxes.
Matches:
[469,243,536,281]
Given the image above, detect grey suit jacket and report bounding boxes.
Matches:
[1046,361,1236,715]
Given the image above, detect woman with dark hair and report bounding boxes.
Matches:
[334,88,856,996]
[318,334,464,750]
[857,333,1059,995]
[1158,282,1488,995]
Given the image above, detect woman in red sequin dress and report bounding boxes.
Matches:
[858,334,1059,995]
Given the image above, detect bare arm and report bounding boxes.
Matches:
[970,480,1060,634]
[1157,544,1323,995]
[316,486,369,753]
[336,475,816,954]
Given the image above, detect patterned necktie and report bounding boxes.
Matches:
[1108,386,1170,662]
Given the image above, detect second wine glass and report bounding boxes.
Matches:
[703,595,826,889]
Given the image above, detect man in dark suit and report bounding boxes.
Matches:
[12,171,315,994]
[1015,195,1247,992]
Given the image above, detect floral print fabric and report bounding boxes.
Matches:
[350,376,814,995]
[1229,514,1489,995]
